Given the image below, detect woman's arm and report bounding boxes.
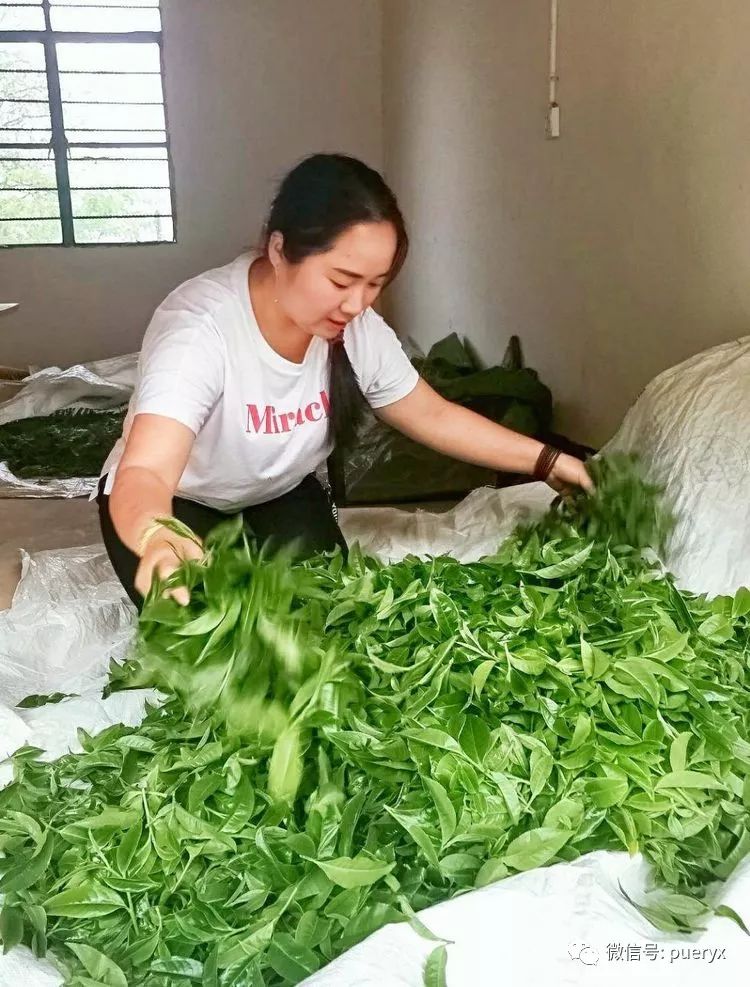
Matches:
[109,414,204,602]
[376,379,592,491]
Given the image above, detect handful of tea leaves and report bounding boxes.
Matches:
[540,452,675,551]
[115,515,349,803]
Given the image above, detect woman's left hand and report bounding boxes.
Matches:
[546,453,594,494]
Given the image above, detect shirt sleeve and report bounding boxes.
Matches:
[133,305,224,436]
[346,309,419,409]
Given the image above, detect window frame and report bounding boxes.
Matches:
[0,0,177,247]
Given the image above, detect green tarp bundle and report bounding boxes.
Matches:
[334,333,553,504]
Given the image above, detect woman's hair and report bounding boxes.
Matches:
[261,153,408,455]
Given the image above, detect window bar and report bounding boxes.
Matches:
[45,3,161,8]
[0,149,54,156]
[2,186,171,191]
[0,30,161,44]
[70,213,172,219]
[43,3,161,9]
[1,214,171,221]
[72,186,172,191]
[64,155,166,160]
[66,140,168,148]
[56,69,162,75]
[41,0,74,244]
[0,216,62,222]
[2,98,165,106]
[0,1,160,4]
[158,28,176,242]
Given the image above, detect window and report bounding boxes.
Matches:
[0,0,175,246]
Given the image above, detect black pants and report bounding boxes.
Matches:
[97,473,347,610]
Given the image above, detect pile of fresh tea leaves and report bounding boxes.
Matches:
[0,406,126,480]
[1,458,749,986]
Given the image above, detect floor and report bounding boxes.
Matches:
[0,497,102,610]
[0,495,459,611]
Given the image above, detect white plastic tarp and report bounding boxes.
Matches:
[603,335,750,598]
[0,544,135,707]
[0,353,137,498]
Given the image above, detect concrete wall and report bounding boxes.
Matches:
[6,0,750,447]
[382,0,750,445]
[0,0,383,368]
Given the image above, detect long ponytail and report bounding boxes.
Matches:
[261,153,409,461]
[328,334,367,454]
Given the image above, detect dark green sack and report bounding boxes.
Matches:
[331,334,553,504]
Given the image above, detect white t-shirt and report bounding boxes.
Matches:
[100,253,419,511]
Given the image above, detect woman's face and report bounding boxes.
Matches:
[270,221,398,340]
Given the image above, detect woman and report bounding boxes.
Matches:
[98,153,591,608]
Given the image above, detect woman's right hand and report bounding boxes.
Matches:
[134,529,205,606]
[547,452,594,494]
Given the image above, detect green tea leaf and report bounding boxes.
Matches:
[544,798,584,831]
[312,855,395,889]
[581,639,610,678]
[669,732,691,773]
[520,543,593,580]
[585,777,629,808]
[656,771,725,791]
[439,852,480,882]
[698,614,734,644]
[0,906,23,954]
[423,778,457,846]
[0,831,54,894]
[268,727,303,805]
[731,587,750,619]
[175,609,226,636]
[459,716,492,764]
[115,821,142,874]
[75,808,140,831]
[68,943,128,987]
[423,944,448,987]
[713,829,750,880]
[172,805,236,850]
[471,660,495,699]
[267,932,320,982]
[384,806,440,868]
[714,904,750,935]
[44,883,125,918]
[187,773,223,814]
[502,828,573,871]
[1,810,44,849]
[150,957,204,979]
[403,729,465,757]
[529,747,554,800]
[474,858,509,888]
[16,692,72,709]
[569,714,591,750]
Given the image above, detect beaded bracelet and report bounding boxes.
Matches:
[533,444,562,482]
